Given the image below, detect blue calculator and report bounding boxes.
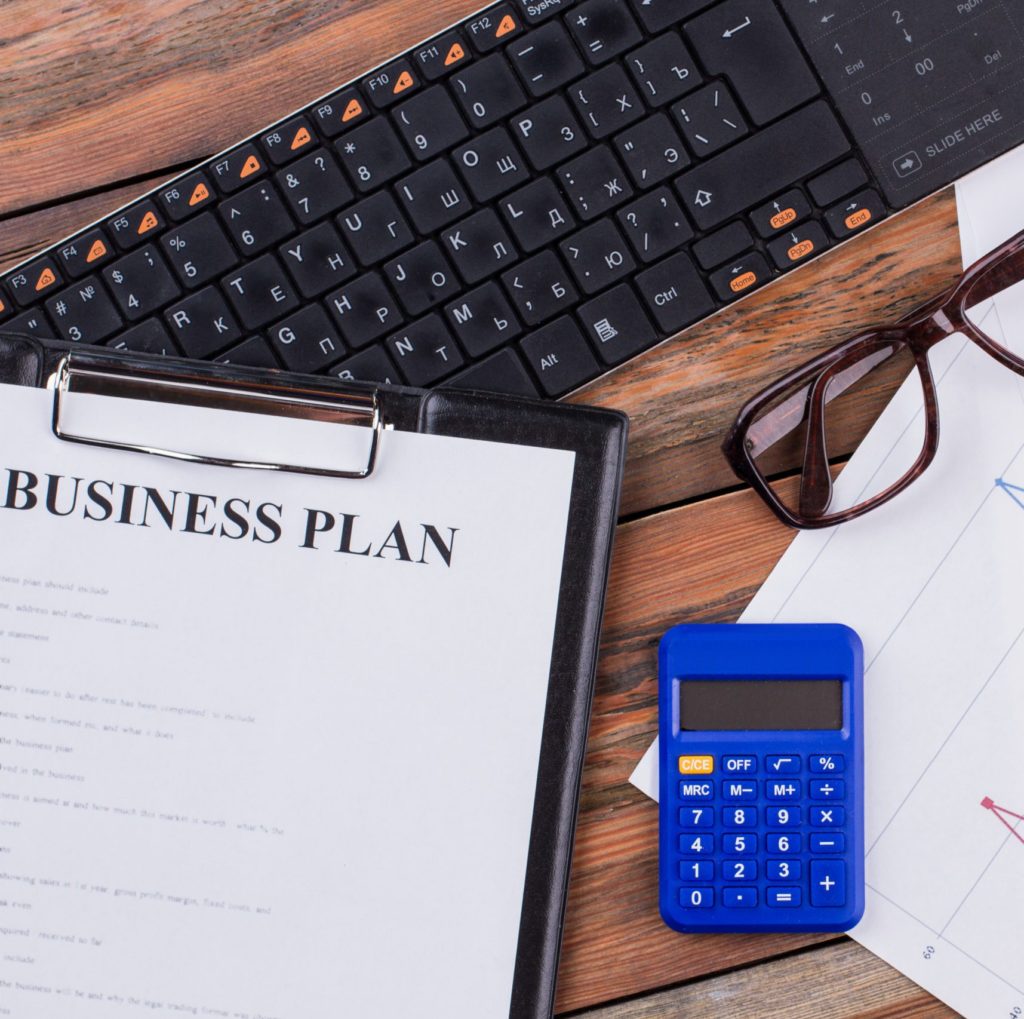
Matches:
[658,623,864,933]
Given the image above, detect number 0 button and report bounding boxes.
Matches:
[680,886,714,908]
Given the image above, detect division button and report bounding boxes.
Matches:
[810,859,846,907]
[810,779,845,800]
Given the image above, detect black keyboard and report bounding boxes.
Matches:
[3,0,1024,399]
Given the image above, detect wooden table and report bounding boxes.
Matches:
[0,2,965,1015]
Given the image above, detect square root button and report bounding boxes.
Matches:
[810,860,846,908]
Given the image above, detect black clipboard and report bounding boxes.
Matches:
[0,331,627,1019]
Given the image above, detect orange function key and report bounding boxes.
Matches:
[309,87,368,138]
[261,115,317,165]
[467,4,523,52]
[363,58,420,110]
[106,199,164,251]
[414,30,471,80]
[158,171,215,222]
[709,252,771,302]
[825,189,886,239]
[0,284,11,322]
[57,228,114,278]
[4,257,63,308]
[209,143,266,194]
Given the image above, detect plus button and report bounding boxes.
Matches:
[810,860,846,908]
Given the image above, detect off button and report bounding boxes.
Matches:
[678,755,714,775]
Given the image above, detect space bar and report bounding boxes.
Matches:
[676,102,851,231]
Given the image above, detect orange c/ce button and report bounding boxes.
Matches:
[678,755,714,775]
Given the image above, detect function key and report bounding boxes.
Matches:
[766,805,801,827]
[810,779,845,801]
[413,30,471,80]
[766,832,800,854]
[466,4,522,52]
[309,88,369,137]
[0,284,11,322]
[679,860,712,882]
[766,886,801,908]
[765,779,801,801]
[567,0,643,66]
[679,805,713,829]
[767,221,829,271]
[722,887,757,908]
[765,754,800,774]
[107,200,164,251]
[809,753,845,773]
[810,832,845,854]
[825,189,885,239]
[209,143,266,194]
[721,780,756,800]
[766,860,801,882]
[721,755,757,775]
[679,886,713,909]
[750,189,812,238]
[709,253,771,302]
[678,833,713,856]
[510,0,576,23]
[722,833,756,855]
[810,859,846,907]
[678,779,713,800]
[810,805,845,827]
[262,116,317,165]
[57,229,114,278]
[158,171,215,222]
[364,59,419,109]
[5,257,63,307]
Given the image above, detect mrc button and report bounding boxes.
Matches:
[678,755,714,774]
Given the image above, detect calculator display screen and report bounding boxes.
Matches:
[679,679,843,730]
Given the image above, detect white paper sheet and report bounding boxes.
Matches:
[0,383,576,1019]
[629,145,1024,1017]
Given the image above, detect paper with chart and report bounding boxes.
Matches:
[631,146,1024,1017]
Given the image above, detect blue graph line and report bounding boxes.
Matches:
[996,478,1024,510]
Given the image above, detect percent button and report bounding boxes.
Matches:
[809,754,845,773]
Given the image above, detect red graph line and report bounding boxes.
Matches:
[981,796,1024,845]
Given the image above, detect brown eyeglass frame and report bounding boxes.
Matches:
[722,228,1024,529]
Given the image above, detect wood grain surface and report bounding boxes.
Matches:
[0,2,968,1017]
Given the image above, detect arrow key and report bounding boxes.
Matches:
[825,189,886,239]
[709,252,771,302]
[766,220,830,270]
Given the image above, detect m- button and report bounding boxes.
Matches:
[678,755,714,774]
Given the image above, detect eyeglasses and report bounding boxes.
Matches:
[723,228,1024,529]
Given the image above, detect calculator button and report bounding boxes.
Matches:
[678,754,714,774]
[765,779,801,801]
[767,887,802,907]
[810,779,845,800]
[679,886,714,909]
[680,860,713,882]
[721,755,757,774]
[721,780,756,800]
[810,832,845,854]
[765,806,801,827]
[722,833,756,855]
[809,753,845,773]
[721,806,756,827]
[679,806,714,829]
[766,859,801,881]
[765,754,800,774]
[723,859,757,882]
[810,805,845,826]
[723,887,758,908]
[679,833,714,856]
[766,832,801,854]
[810,860,846,907]
[678,779,713,800]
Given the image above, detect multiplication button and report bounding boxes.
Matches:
[810,805,845,826]
[810,779,845,800]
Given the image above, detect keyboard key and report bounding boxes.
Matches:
[223,254,301,331]
[721,780,756,800]
[810,806,845,827]
[809,160,869,206]
[502,250,577,325]
[749,188,812,238]
[387,313,464,385]
[511,96,587,170]
[384,241,460,316]
[765,805,801,827]
[108,319,178,357]
[722,805,756,826]
[627,0,712,33]
[766,832,801,854]
[445,348,539,397]
[721,833,755,855]
[0,286,11,323]
[577,283,656,365]
[451,55,527,130]
[560,220,635,294]
[162,213,238,288]
[445,281,522,357]
[765,755,801,774]
[635,251,714,332]
[721,755,757,774]
[679,833,713,856]
[676,101,850,231]
[209,143,266,193]
[107,200,164,251]
[825,189,885,239]
[57,230,114,279]
[158,171,215,221]
[363,58,420,109]
[268,305,345,373]
[766,859,801,882]
[333,346,402,386]
[722,886,757,907]
[219,181,296,256]
[441,209,518,284]
[567,0,642,66]
[693,221,754,270]
[673,81,748,157]
[103,246,181,321]
[810,779,845,800]
[46,278,122,344]
[679,886,713,909]
[767,221,830,270]
[452,128,530,201]
[501,178,576,252]
[810,832,845,854]
[165,287,241,358]
[709,253,771,302]
[765,779,801,801]
[309,88,368,138]
[6,257,63,307]
[519,315,600,396]
[618,188,693,263]
[557,146,633,221]
[393,86,470,160]
[397,160,471,233]
[678,779,713,800]
[275,150,354,224]
[5,308,56,338]
[809,754,845,773]
[337,192,414,266]
[412,30,471,80]
[677,804,714,829]
[685,0,819,126]
[466,4,522,52]
[215,336,280,369]
[626,33,702,106]
[615,113,688,188]
[680,860,713,882]
[570,65,644,139]
[335,118,412,193]
[810,859,846,907]
[326,273,402,347]
[723,859,756,883]
[508,22,585,98]
[766,886,801,908]
[261,116,317,165]
[279,221,357,298]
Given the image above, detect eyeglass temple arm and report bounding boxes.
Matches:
[799,369,834,518]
